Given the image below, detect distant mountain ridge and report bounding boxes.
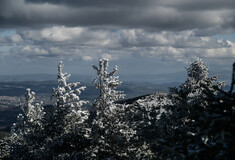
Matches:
[0,74,92,82]
[0,71,231,83]
[0,72,187,83]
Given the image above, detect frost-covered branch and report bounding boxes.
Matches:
[51,61,88,109]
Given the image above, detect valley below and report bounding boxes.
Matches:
[0,81,178,133]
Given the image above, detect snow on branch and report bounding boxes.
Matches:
[52,61,88,109]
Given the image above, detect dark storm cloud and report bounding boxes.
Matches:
[0,0,235,33]
[164,0,235,11]
[25,0,235,10]
[25,0,148,7]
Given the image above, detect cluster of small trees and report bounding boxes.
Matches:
[0,58,234,160]
[0,59,152,159]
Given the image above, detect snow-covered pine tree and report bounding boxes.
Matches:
[171,58,225,107]
[177,59,234,159]
[91,58,141,159]
[92,58,125,109]
[44,61,91,159]
[157,58,228,159]
[3,88,45,159]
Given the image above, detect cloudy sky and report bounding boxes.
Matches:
[0,0,234,82]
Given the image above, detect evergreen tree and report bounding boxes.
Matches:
[91,59,143,159]
[4,88,45,159]
[92,58,125,109]
[156,58,232,159]
[44,61,91,159]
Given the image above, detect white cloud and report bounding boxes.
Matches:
[10,34,23,43]
[1,26,233,63]
[40,26,84,42]
[22,46,31,52]
[33,47,48,55]
[102,54,112,60]
[21,26,84,42]
[12,45,50,59]
[82,56,94,61]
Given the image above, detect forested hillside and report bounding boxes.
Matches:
[0,58,234,160]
